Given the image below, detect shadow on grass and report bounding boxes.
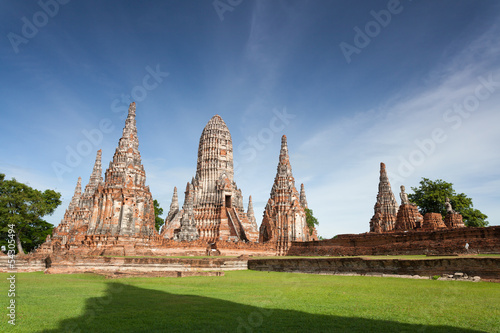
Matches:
[41,282,481,333]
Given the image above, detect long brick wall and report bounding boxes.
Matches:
[248,257,500,280]
[287,226,500,256]
[37,236,276,257]
[0,255,249,274]
[0,255,46,272]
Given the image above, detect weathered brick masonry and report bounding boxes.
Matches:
[288,226,500,256]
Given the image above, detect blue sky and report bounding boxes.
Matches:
[1,0,499,237]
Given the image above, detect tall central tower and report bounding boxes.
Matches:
[162,115,259,242]
[195,115,234,207]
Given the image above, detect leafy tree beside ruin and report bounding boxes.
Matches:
[153,199,164,232]
[0,173,61,254]
[408,178,488,227]
[305,208,319,235]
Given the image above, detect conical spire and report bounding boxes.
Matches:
[176,182,199,241]
[170,187,179,210]
[68,177,82,210]
[83,150,103,197]
[269,135,299,200]
[105,102,146,188]
[300,183,308,209]
[247,195,257,229]
[182,182,194,213]
[118,102,139,151]
[165,187,179,223]
[375,162,398,215]
[278,135,293,177]
[370,162,399,233]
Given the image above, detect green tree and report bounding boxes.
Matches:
[408,178,488,227]
[0,173,61,254]
[153,199,164,232]
[305,208,319,235]
[460,207,489,228]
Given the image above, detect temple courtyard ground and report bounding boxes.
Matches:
[1,266,499,332]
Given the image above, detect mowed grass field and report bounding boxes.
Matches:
[1,270,499,332]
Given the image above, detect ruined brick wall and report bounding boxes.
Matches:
[34,235,276,258]
[287,226,500,256]
[44,256,249,274]
[0,255,47,272]
[248,257,500,279]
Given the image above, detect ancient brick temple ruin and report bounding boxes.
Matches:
[444,197,466,228]
[88,102,156,237]
[162,115,259,242]
[49,149,106,246]
[36,100,484,262]
[369,162,399,233]
[259,135,317,255]
[394,185,423,231]
[370,162,465,233]
[43,103,156,252]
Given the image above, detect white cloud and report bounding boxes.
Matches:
[294,26,500,236]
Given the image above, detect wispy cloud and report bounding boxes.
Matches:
[296,22,500,236]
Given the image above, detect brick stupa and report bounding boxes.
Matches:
[394,185,423,231]
[49,150,105,247]
[162,115,259,242]
[86,102,156,237]
[259,135,315,255]
[370,162,399,233]
[46,103,157,252]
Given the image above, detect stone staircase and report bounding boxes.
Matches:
[227,207,243,239]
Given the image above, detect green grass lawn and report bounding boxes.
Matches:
[1,271,498,332]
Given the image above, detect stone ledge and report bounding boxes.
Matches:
[248,257,500,281]
[0,256,250,274]
[45,269,225,278]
